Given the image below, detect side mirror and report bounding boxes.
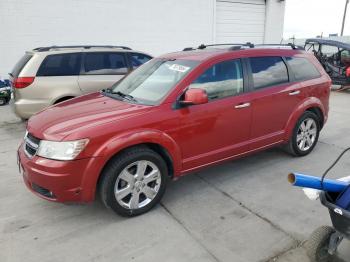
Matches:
[180,88,208,106]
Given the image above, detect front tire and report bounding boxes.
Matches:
[286,111,320,156]
[99,147,168,217]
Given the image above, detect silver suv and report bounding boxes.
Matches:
[9,45,152,119]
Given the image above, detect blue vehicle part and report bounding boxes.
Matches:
[336,186,350,210]
[288,173,349,192]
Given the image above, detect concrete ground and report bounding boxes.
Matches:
[0,92,349,262]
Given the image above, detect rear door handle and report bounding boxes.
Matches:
[289,90,300,96]
[235,102,250,109]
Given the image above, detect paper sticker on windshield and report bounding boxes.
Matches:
[168,64,190,73]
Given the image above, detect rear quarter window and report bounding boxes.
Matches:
[249,56,289,89]
[130,53,152,68]
[83,52,128,75]
[36,53,81,76]
[286,57,321,81]
[11,53,33,77]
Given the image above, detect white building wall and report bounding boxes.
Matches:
[0,0,286,78]
[264,0,286,43]
[215,0,266,44]
[0,0,215,78]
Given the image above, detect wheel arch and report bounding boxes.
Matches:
[284,97,326,141]
[82,129,182,201]
[305,106,324,129]
[95,142,175,196]
[54,95,76,104]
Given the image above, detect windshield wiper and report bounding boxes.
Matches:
[112,91,138,102]
[102,89,138,102]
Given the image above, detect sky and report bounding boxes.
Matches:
[283,0,350,39]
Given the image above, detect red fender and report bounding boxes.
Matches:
[284,97,326,141]
[80,129,182,201]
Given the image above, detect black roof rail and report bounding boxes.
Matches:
[183,47,195,51]
[183,42,254,52]
[253,43,304,50]
[228,46,243,51]
[181,42,305,52]
[33,45,132,52]
[197,42,254,49]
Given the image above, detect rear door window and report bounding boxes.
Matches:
[286,57,321,81]
[11,53,33,77]
[37,53,81,76]
[129,53,152,68]
[83,52,128,75]
[249,56,289,89]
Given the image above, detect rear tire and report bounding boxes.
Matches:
[99,146,168,217]
[305,226,335,262]
[286,111,320,156]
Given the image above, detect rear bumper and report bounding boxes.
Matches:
[17,143,104,203]
[13,98,50,119]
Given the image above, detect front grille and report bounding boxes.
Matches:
[32,183,56,199]
[24,132,40,158]
[25,143,36,156]
[27,133,40,144]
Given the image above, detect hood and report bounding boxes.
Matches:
[27,92,152,141]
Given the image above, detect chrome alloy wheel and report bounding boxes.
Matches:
[296,118,317,151]
[114,160,162,209]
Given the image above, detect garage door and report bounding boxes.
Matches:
[215,0,266,44]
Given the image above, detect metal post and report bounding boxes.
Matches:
[341,0,349,36]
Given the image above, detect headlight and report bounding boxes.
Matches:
[37,139,89,160]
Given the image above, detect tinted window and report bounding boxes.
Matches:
[11,54,33,77]
[84,52,128,75]
[286,57,321,81]
[189,59,243,100]
[130,53,152,68]
[37,53,81,76]
[250,56,289,89]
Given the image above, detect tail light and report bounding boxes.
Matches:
[13,77,35,89]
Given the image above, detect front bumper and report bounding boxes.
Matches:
[17,143,103,203]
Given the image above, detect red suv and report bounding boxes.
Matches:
[17,44,331,216]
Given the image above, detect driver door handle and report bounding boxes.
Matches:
[289,90,300,96]
[235,102,250,109]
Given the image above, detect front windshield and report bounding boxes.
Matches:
[109,59,199,105]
